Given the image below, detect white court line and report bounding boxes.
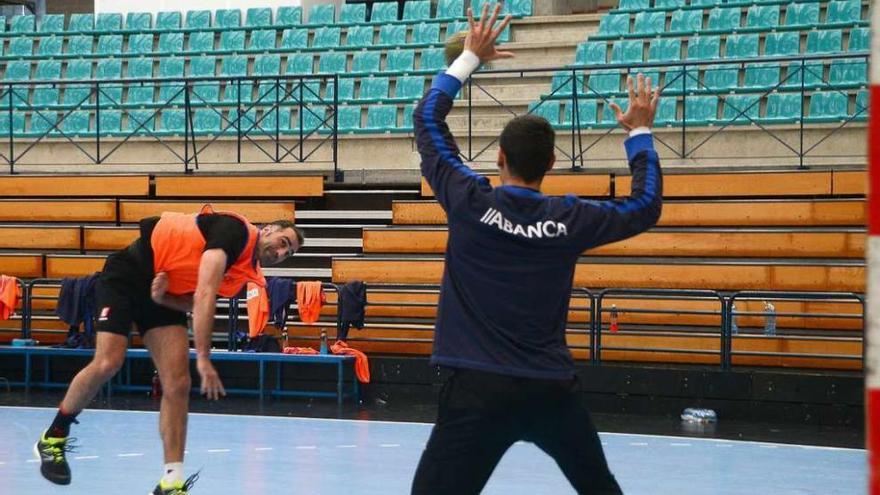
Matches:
[760,445,779,449]
[117,453,143,457]
[380,444,400,448]
[336,445,357,448]
[26,459,39,463]
[715,444,734,448]
[74,455,99,460]
[670,443,692,447]
[295,446,317,450]
[629,442,649,446]
[254,447,273,451]
[207,449,231,453]
[1,406,865,452]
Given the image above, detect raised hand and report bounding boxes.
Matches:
[464,3,515,64]
[609,73,661,132]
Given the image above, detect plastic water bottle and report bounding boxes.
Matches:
[609,305,619,333]
[319,330,329,354]
[730,303,738,336]
[763,301,777,336]
[681,408,717,423]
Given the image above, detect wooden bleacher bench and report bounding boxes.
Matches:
[393,199,866,227]
[45,254,105,278]
[832,170,866,195]
[0,200,117,222]
[0,225,80,250]
[420,174,611,197]
[119,200,296,223]
[363,228,866,258]
[0,253,43,277]
[82,226,138,251]
[0,175,149,197]
[332,258,865,292]
[154,175,323,198]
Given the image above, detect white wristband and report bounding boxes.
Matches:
[446,50,481,83]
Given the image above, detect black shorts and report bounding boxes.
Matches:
[94,243,188,337]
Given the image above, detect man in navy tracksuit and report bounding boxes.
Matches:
[410,5,662,494]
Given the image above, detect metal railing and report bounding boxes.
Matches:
[464,52,869,170]
[0,72,339,177]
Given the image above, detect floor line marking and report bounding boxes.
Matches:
[117,453,144,457]
[207,449,231,453]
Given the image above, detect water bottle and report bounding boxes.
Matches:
[730,303,738,336]
[319,330,329,354]
[150,369,162,398]
[763,301,776,336]
[609,305,619,333]
[681,407,716,423]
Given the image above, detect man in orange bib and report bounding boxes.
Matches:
[34,205,303,495]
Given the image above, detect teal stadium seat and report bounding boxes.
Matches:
[62,60,92,107]
[37,36,63,58]
[10,15,35,33]
[784,3,819,29]
[95,13,122,32]
[386,49,415,74]
[227,108,257,134]
[762,93,802,123]
[806,29,842,54]
[127,34,154,55]
[378,24,407,46]
[404,1,431,22]
[611,40,643,63]
[648,38,681,62]
[215,9,242,29]
[125,58,154,106]
[260,107,292,133]
[849,27,869,51]
[246,7,273,27]
[393,76,425,101]
[297,105,326,132]
[806,91,849,122]
[550,71,586,97]
[185,10,212,30]
[562,99,598,128]
[352,51,381,75]
[337,105,362,132]
[721,94,761,125]
[97,110,122,136]
[669,10,702,35]
[357,77,390,103]
[703,64,739,92]
[325,78,355,102]
[219,30,246,53]
[189,56,219,103]
[413,22,440,46]
[296,79,323,103]
[618,0,650,11]
[586,70,620,96]
[784,61,826,89]
[445,20,468,39]
[95,59,123,105]
[308,4,336,25]
[707,7,741,33]
[30,111,57,136]
[159,109,185,135]
[193,109,221,134]
[575,41,607,65]
[745,5,779,31]
[155,12,181,31]
[33,61,61,107]
[370,2,399,23]
[419,49,446,72]
[687,36,721,60]
[187,31,214,54]
[436,0,464,20]
[8,38,34,57]
[340,3,367,25]
[312,27,341,49]
[158,32,183,55]
[690,0,721,8]
[599,99,627,127]
[62,110,91,136]
[158,57,185,103]
[725,33,759,59]
[128,110,156,134]
[655,0,684,8]
[598,13,630,37]
[275,6,303,26]
[39,14,65,34]
[401,104,416,131]
[653,98,677,126]
[825,0,862,27]
[286,53,314,75]
[347,26,374,48]
[365,105,397,131]
[742,64,780,90]
[632,11,665,35]
[319,52,347,74]
[855,89,868,119]
[125,12,152,31]
[829,60,867,88]
[682,96,718,125]
[0,112,26,135]
[249,29,277,52]
[220,55,249,103]
[764,32,799,56]
[280,28,308,50]
[68,14,94,33]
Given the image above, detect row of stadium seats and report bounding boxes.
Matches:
[0,21,494,60]
[0,0,531,35]
[575,28,867,66]
[0,104,415,136]
[595,0,866,39]
[617,0,858,13]
[530,90,867,127]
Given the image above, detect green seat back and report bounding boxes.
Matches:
[280,28,308,50]
[0,112,26,134]
[808,91,848,120]
[127,34,154,55]
[587,70,620,95]
[687,36,721,60]
[127,110,156,133]
[725,34,759,59]
[158,57,185,103]
[386,49,415,73]
[648,38,681,61]
[276,7,303,26]
[764,93,802,121]
[806,30,842,54]
[221,55,248,76]
[575,41,607,65]
[359,77,390,102]
[62,110,91,135]
[308,4,336,25]
[404,1,431,21]
[215,9,241,29]
[246,8,272,27]
[219,30,245,52]
[160,109,185,134]
[721,94,761,124]
[413,22,440,45]
[340,3,367,24]
[352,51,381,74]
[365,104,397,130]
[185,10,212,29]
[39,14,65,33]
[849,27,869,51]
[325,78,356,102]
[742,64,779,89]
[68,14,94,33]
[255,54,281,75]
[619,0,650,11]
[347,25,374,47]
[188,31,215,53]
[378,24,407,46]
[8,38,34,57]
[550,71,585,96]
[249,29,276,51]
[436,0,464,20]
[562,99,598,127]
[37,36,63,57]
[598,13,630,36]
[96,13,122,31]
[419,48,446,71]
[610,40,642,63]
[764,32,799,56]
[401,103,416,130]
[127,58,154,79]
[319,52,347,73]
[30,111,57,134]
[632,11,665,35]
[158,32,184,54]
[683,96,717,124]
[371,2,399,23]
[829,60,867,86]
[395,76,425,100]
[286,53,314,75]
[156,12,182,30]
[96,34,123,56]
[312,27,341,48]
[10,15,35,33]
[194,109,221,133]
[337,105,362,131]
[125,12,152,31]
[707,7,741,32]
[784,3,818,28]
[745,5,779,30]
[825,0,861,25]
[653,98,677,125]
[669,9,702,34]
[67,35,94,56]
[703,64,739,92]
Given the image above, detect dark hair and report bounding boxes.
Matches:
[499,114,555,183]
[267,220,305,247]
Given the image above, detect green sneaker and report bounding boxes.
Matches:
[151,472,199,495]
[34,431,77,485]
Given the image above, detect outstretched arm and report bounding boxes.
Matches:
[192,248,227,400]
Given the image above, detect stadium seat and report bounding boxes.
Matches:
[365,104,398,131]
[386,50,415,74]
[260,107,292,132]
[346,26,374,48]
[550,71,586,97]
[128,109,156,133]
[126,84,154,107]
[187,31,214,53]
[193,109,221,134]
[280,28,308,50]
[325,78,355,102]
[806,91,849,122]
[784,3,819,29]
[764,31,799,56]
[742,64,780,90]
[308,4,336,25]
[436,0,465,20]
[62,110,91,136]
[37,36,63,58]
[158,57,185,103]
[413,22,441,46]
[378,24,407,46]
[611,40,643,63]
[275,6,303,26]
[296,80,323,103]
[762,93,802,123]
[393,76,425,101]
[371,2,399,23]
[159,109,186,134]
[68,14,94,33]
[0,112,25,135]
[352,51,381,75]
[855,89,868,118]
[669,10,702,35]
[185,10,212,29]
[286,53,314,75]
[39,14,65,34]
[30,111,57,136]
[227,108,257,134]
[337,105,362,132]
[599,98,627,126]
[127,58,154,80]
[707,7,741,33]
[404,1,431,22]
[340,3,367,25]
[125,59,154,106]
[598,13,630,37]
[664,66,700,93]
[783,62,825,89]
[312,27,341,48]
[849,27,869,51]
[297,105,326,132]
[96,13,122,32]
[575,41,607,65]
[690,0,721,8]
[249,29,277,52]
[255,54,281,76]
[400,103,416,131]
[8,38,33,57]
[97,109,122,135]
[655,0,685,8]
[215,9,241,29]
[158,32,183,55]
[10,14,35,33]
[586,70,621,96]
[632,11,665,36]
[444,20,468,39]
[246,7,272,27]
[156,12,181,31]
[33,61,61,107]
[219,30,246,53]
[725,33,759,58]
[745,5,779,31]
[687,35,721,60]
[419,49,446,72]
[127,33,154,55]
[62,60,92,108]
[721,94,761,124]
[653,98,677,126]
[806,29,842,54]
[95,59,123,105]
[825,0,862,27]
[189,56,219,103]
[561,99,598,128]
[648,38,681,61]
[357,77,390,102]
[125,12,152,31]
[683,96,718,125]
[528,100,561,125]
[618,0,650,11]
[703,65,739,92]
[220,56,250,103]
[829,60,867,88]
[319,52,347,74]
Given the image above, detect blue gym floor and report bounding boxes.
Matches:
[0,406,864,494]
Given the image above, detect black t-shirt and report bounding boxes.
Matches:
[135,213,250,273]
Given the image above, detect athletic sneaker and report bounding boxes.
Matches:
[151,472,199,495]
[34,431,77,485]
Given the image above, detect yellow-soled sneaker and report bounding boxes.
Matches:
[150,472,199,495]
[34,430,76,485]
